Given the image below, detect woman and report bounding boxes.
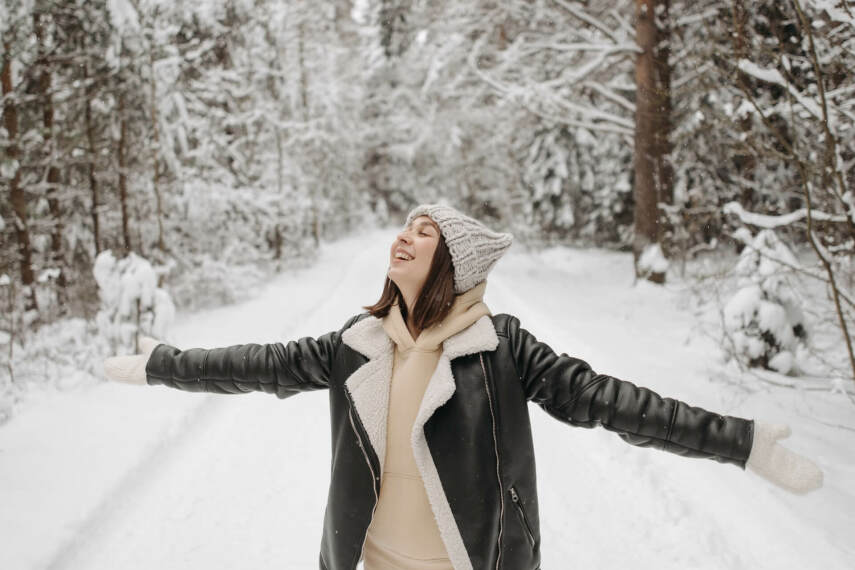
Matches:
[104,203,823,570]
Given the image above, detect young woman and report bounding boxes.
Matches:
[104,203,823,570]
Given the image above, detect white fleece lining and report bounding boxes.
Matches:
[341,316,394,476]
[341,314,499,570]
[409,353,472,570]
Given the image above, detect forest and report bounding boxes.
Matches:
[1,1,854,417]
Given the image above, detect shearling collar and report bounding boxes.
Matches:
[340,310,499,456]
[344,310,499,360]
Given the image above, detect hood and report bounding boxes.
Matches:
[382,280,492,352]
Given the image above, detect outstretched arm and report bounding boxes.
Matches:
[146,338,331,398]
[506,314,753,468]
[104,314,364,399]
[505,315,823,494]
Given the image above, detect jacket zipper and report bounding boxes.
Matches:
[480,353,504,570]
[346,395,379,567]
[509,486,535,547]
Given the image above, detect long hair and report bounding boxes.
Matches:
[362,232,456,332]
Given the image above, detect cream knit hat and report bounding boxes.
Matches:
[405,203,514,293]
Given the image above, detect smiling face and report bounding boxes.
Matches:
[387,215,441,298]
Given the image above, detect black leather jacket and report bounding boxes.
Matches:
[145,312,755,570]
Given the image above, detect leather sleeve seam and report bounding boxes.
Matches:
[200,349,210,382]
[507,316,522,385]
[614,422,745,463]
[665,400,678,442]
[494,314,510,338]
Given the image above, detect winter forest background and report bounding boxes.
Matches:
[3,0,855,415]
[1,0,855,568]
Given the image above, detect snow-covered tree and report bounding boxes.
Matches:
[93,249,175,353]
[723,228,808,374]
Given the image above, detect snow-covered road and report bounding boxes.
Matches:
[2,228,853,569]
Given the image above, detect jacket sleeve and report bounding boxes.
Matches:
[144,314,365,399]
[505,315,755,469]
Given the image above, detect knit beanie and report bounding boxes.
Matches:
[405,203,514,294]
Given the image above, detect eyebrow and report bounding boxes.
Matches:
[408,220,438,232]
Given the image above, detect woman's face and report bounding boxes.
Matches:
[388,215,441,294]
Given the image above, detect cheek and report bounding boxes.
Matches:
[419,246,436,271]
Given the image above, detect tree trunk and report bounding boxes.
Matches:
[3,39,39,313]
[34,9,68,311]
[653,0,673,208]
[731,0,757,214]
[148,48,166,251]
[297,15,321,247]
[297,18,309,123]
[633,0,668,284]
[84,61,102,255]
[117,90,132,254]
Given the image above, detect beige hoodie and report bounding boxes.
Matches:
[362,280,492,570]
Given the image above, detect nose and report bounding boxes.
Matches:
[396,228,414,244]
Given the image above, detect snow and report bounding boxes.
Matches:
[106,0,140,33]
[723,230,809,375]
[736,59,825,122]
[93,251,153,320]
[638,242,669,274]
[843,190,855,225]
[1,229,853,569]
[93,250,175,349]
[37,267,61,283]
[1,157,20,179]
[809,0,855,24]
[723,200,848,228]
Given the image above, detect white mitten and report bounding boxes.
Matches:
[103,336,163,386]
[746,421,824,495]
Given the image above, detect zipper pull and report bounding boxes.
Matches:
[509,487,519,502]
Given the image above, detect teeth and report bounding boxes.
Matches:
[395,252,413,260]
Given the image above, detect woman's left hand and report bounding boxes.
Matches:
[746,421,824,495]
[103,336,163,386]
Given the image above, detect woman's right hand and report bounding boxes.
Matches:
[103,336,163,385]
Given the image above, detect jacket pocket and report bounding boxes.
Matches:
[509,486,536,547]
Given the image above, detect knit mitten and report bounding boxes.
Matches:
[746,421,824,495]
[103,336,163,385]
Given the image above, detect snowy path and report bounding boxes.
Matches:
[2,229,853,569]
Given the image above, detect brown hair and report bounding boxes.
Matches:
[362,231,456,333]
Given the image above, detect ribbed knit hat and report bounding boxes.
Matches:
[405,203,514,293]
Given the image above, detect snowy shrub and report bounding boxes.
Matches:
[722,229,808,374]
[638,243,670,280]
[93,250,176,352]
[0,317,109,426]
